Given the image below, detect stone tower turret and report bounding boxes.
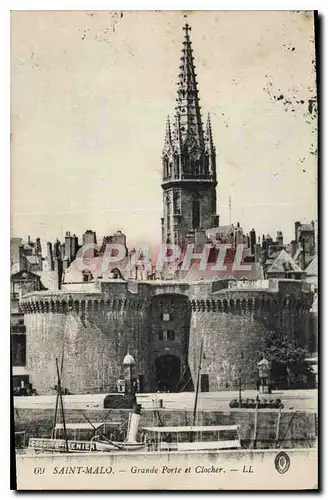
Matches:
[161,23,219,249]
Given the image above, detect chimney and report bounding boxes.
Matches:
[254,244,261,263]
[47,242,54,271]
[65,232,72,264]
[72,234,79,260]
[295,221,301,242]
[291,240,297,258]
[276,230,283,247]
[35,237,42,256]
[60,243,65,260]
[250,229,256,254]
[234,224,243,246]
[54,257,63,290]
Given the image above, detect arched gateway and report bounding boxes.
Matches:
[155,354,181,392]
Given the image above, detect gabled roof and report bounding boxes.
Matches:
[264,250,281,267]
[266,249,304,274]
[305,256,318,276]
[11,270,41,281]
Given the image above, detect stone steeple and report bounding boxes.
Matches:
[174,23,205,150]
[162,116,172,156]
[205,113,216,181]
[161,24,219,248]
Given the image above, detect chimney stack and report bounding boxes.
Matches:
[250,228,256,255]
[47,242,54,271]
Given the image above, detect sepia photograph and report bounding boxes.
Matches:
[10,9,318,490]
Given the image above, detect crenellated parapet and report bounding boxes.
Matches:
[20,292,149,314]
[19,277,314,316]
[189,294,313,314]
[187,278,314,315]
[189,289,313,315]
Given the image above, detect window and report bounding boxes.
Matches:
[200,431,218,442]
[83,270,93,282]
[192,199,200,229]
[163,313,170,321]
[166,330,175,341]
[173,192,180,214]
[220,429,238,441]
[159,330,175,341]
[11,334,26,366]
[177,431,192,443]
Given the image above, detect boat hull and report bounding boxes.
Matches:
[27,438,146,454]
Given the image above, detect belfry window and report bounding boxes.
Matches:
[173,191,180,214]
[174,155,179,179]
[192,199,200,229]
[163,157,169,177]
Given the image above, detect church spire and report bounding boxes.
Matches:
[206,113,215,154]
[174,23,204,149]
[161,24,219,247]
[162,115,172,155]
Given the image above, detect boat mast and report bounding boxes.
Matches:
[52,348,64,439]
[55,357,69,452]
[192,338,203,427]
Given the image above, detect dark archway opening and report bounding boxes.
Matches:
[155,355,181,393]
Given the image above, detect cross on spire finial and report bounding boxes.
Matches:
[183,23,191,35]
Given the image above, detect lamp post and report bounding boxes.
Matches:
[238,351,244,408]
[258,356,270,394]
[123,352,135,395]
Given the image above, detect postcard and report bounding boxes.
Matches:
[11,10,318,490]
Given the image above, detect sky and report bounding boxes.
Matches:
[11,10,317,249]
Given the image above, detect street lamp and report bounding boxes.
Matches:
[258,356,270,394]
[123,352,135,395]
[238,351,244,408]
